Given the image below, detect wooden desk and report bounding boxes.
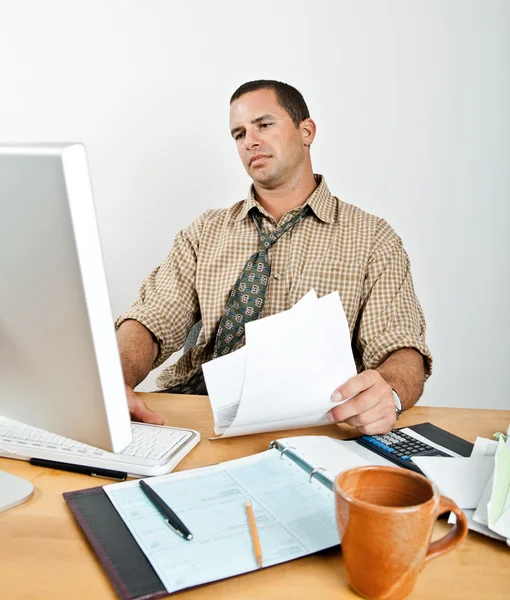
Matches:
[1,396,509,599]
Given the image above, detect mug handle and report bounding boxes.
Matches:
[424,495,468,565]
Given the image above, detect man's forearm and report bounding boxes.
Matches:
[116,319,159,389]
[376,348,425,410]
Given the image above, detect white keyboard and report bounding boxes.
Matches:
[0,416,199,477]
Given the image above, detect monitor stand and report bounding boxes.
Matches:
[0,470,34,513]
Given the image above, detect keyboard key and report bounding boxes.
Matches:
[148,448,167,460]
[152,443,175,457]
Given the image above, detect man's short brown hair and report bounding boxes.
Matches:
[230,80,310,128]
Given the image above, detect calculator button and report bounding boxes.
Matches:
[379,443,393,452]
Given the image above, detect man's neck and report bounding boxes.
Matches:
[253,171,318,222]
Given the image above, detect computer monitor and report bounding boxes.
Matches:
[0,143,132,453]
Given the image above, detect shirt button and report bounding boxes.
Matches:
[273,272,282,280]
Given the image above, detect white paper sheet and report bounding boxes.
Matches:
[202,347,246,434]
[203,290,356,438]
[471,437,498,527]
[471,436,499,457]
[448,509,507,542]
[461,434,510,546]
[473,471,494,526]
[411,456,494,509]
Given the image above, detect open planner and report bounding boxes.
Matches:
[64,424,474,599]
[65,435,394,599]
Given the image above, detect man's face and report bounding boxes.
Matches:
[229,89,308,189]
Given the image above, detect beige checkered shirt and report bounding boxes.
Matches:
[116,176,432,390]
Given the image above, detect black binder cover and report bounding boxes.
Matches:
[63,486,166,600]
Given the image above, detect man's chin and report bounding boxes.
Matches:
[250,168,280,188]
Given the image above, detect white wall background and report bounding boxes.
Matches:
[1,0,509,408]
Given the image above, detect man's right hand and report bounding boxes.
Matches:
[125,384,165,425]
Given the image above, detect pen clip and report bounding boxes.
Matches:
[165,519,193,541]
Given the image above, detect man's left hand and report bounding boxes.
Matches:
[328,370,397,435]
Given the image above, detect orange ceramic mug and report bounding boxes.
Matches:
[335,465,468,600]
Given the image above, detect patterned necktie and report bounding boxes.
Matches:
[212,207,310,358]
[165,206,310,395]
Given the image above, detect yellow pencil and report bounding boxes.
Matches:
[245,498,263,568]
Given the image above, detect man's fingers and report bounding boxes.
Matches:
[331,370,380,403]
[343,404,388,428]
[329,388,381,423]
[126,388,165,425]
[357,416,395,436]
[137,405,165,425]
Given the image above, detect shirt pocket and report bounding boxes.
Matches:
[290,259,365,331]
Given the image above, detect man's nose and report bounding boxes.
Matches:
[243,128,261,149]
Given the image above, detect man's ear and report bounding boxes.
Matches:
[301,118,317,147]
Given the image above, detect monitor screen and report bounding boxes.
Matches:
[0,144,131,452]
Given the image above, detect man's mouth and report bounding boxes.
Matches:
[249,154,270,166]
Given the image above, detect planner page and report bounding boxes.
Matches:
[278,435,394,485]
[105,448,338,594]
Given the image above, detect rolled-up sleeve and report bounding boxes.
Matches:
[115,212,208,369]
[355,219,433,379]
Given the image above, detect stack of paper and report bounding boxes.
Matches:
[413,428,510,546]
[202,290,356,438]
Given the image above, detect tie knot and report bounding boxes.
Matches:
[252,207,310,251]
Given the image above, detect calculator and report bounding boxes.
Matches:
[355,425,466,474]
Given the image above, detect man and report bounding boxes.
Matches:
[116,80,432,435]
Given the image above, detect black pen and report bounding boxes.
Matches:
[29,458,127,481]
[139,479,193,541]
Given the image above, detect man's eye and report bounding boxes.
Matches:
[235,132,245,140]
[259,122,272,129]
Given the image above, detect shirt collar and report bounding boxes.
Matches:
[235,175,336,224]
